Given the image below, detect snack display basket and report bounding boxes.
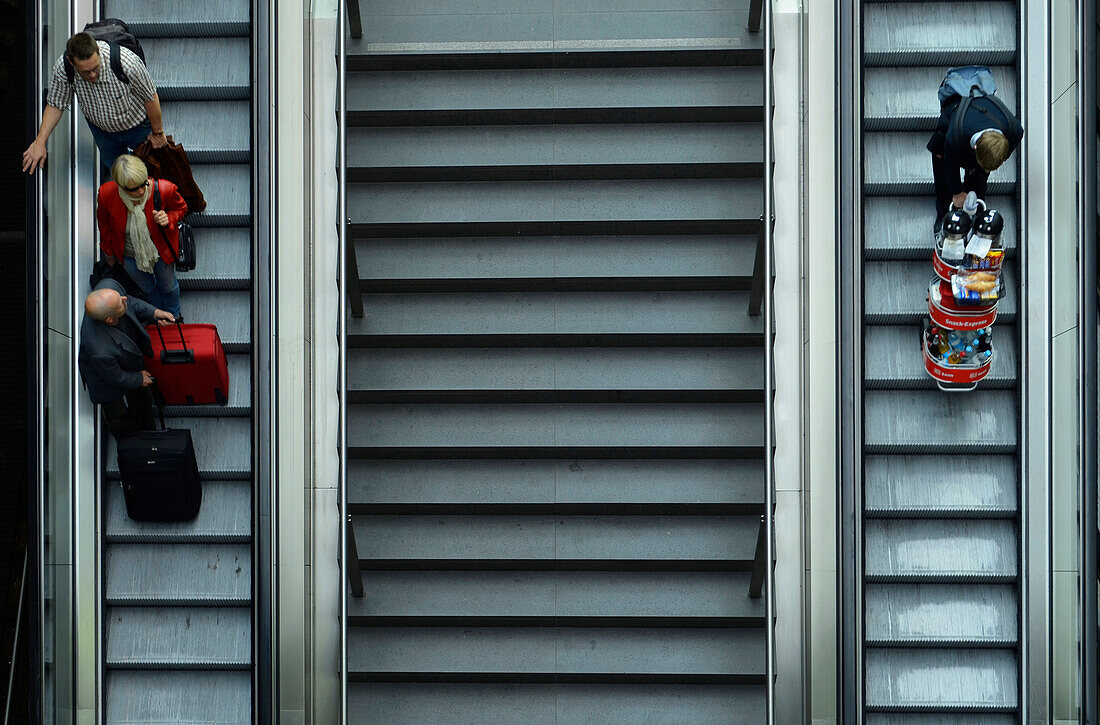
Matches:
[927,278,998,330]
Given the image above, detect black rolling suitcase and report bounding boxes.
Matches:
[116,386,202,521]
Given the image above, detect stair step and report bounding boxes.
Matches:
[864,648,1017,711]
[107,417,252,478]
[188,165,251,226]
[348,179,762,228]
[349,458,762,509]
[864,520,1017,582]
[863,260,1017,324]
[351,514,760,569]
[347,66,763,125]
[863,2,1017,67]
[179,228,252,290]
[143,38,250,100]
[862,195,1016,259]
[161,102,251,164]
[105,0,249,37]
[105,607,251,668]
[864,584,1017,646]
[863,66,1017,131]
[348,123,763,182]
[346,402,765,457]
[106,671,251,725]
[354,234,758,287]
[181,290,251,351]
[105,479,251,543]
[863,325,1017,389]
[865,716,1017,725]
[105,544,251,605]
[346,0,763,59]
[348,347,764,401]
[349,291,762,340]
[348,571,764,624]
[864,455,1017,517]
[347,682,765,725]
[863,132,1017,195]
[347,626,765,682]
[864,390,1017,453]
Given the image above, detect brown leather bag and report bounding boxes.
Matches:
[133,135,207,214]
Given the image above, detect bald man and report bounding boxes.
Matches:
[79,278,175,437]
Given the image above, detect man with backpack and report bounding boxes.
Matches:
[927,65,1024,230]
[22,23,168,175]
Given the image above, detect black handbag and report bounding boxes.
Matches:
[152,178,196,272]
[89,258,149,301]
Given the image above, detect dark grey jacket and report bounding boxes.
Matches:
[78,278,157,404]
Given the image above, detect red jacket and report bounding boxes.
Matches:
[97,179,188,265]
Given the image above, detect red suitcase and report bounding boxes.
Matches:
[144,321,230,405]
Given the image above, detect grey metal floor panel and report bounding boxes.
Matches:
[348,66,763,114]
[348,570,763,620]
[349,178,762,226]
[354,234,757,284]
[865,520,1017,581]
[354,515,760,564]
[101,13,254,719]
[348,347,764,395]
[105,544,251,605]
[864,455,1017,516]
[347,403,765,451]
[858,0,1021,712]
[346,10,766,715]
[161,102,252,163]
[105,671,252,725]
[864,584,1017,645]
[179,229,252,289]
[863,196,1017,259]
[864,391,1017,452]
[350,291,762,337]
[349,122,763,171]
[864,649,1018,711]
[105,608,251,667]
[348,458,764,508]
[348,626,765,677]
[863,2,1017,66]
[348,683,766,725]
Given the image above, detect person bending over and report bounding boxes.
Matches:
[23,31,167,174]
[927,66,1023,229]
[97,154,187,318]
[79,280,175,439]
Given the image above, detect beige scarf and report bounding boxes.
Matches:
[117,182,160,273]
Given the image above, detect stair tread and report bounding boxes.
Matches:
[106,671,252,724]
[864,520,1018,580]
[862,196,1017,258]
[143,38,250,93]
[864,648,1018,710]
[105,480,251,543]
[863,260,1017,322]
[107,417,252,477]
[105,544,251,604]
[161,102,251,162]
[864,455,1017,515]
[863,325,1017,388]
[864,131,1018,190]
[863,3,1017,63]
[864,584,1017,644]
[864,390,1017,452]
[105,607,251,666]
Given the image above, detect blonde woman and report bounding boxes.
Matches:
[96,154,187,316]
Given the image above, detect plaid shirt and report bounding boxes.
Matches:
[46,41,156,133]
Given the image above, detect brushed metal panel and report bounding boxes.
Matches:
[865,648,1018,709]
[105,607,251,666]
[865,583,1017,644]
[864,391,1017,452]
[865,520,1017,580]
[864,454,1017,515]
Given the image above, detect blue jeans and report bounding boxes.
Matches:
[123,256,180,318]
[86,118,152,172]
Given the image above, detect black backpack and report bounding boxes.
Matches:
[947,91,1024,156]
[65,18,145,86]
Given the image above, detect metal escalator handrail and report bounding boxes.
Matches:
[1078,0,1097,720]
[338,0,349,720]
[761,0,774,721]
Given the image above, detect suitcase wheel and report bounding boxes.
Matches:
[215,389,227,406]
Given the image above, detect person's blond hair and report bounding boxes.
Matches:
[975,131,1010,172]
[111,154,148,191]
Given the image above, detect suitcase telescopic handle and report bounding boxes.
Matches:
[150,380,168,430]
[154,317,195,365]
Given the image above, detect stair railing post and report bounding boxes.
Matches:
[346,0,363,40]
[749,214,766,316]
[748,515,767,598]
[346,514,364,598]
[346,231,364,318]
